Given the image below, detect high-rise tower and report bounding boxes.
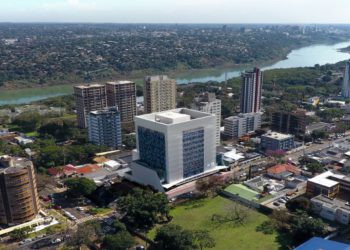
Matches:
[342,61,350,98]
[240,68,263,113]
[143,75,176,114]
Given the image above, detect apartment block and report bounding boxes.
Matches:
[271,109,307,135]
[106,81,137,123]
[192,92,221,145]
[143,75,176,113]
[88,107,122,148]
[223,112,262,139]
[240,68,263,113]
[0,155,40,225]
[74,84,107,128]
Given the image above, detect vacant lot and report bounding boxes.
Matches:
[149,196,281,250]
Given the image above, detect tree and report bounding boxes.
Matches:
[13,111,42,132]
[118,188,170,229]
[67,220,102,247]
[122,133,136,150]
[193,230,216,250]
[113,220,127,233]
[306,162,324,175]
[196,175,226,197]
[102,231,135,250]
[10,227,31,241]
[65,177,97,198]
[155,224,196,250]
[290,210,327,244]
[286,197,312,212]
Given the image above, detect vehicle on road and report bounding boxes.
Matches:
[273,202,280,206]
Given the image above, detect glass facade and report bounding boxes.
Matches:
[183,128,204,178]
[138,126,166,180]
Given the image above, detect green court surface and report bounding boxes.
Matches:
[224,184,259,201]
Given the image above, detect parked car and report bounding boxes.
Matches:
[273,202,280,206]
[278,198,286,204]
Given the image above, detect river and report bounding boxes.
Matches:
[1,40,350,105]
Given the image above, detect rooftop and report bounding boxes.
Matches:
[267,163,301,175]
[74,83,105,89]
[106,80,134,85]
[308,171,344,188]
[136,108,213,125]
[90,107,119,115]
[0,155,33,174]
[225,112,262,121]
[295,237,350,250]
[262,131,293,140]
[312,195,350,212]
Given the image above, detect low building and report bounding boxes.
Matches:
[266,163,301,180]
[260,132,294,151]
[0,155,40,225]
[295,237,350,250]
[311,195,350,224]
[306,171,343,198]
[223,112,262,139]
[88,107,122,148]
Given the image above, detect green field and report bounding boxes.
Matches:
[148,196,281,250]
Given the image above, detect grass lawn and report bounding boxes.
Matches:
[148,196,281,250]
[25,131,39,137]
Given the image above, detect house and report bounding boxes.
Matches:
[267,163,301,180]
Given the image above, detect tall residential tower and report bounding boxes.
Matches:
[342,61,350,98]
[74,84,107,128]
[240,68,263,113]
[143,75,177,113]
[0,156,40,225]
[106,81,137,123]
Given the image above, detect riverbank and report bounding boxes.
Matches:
[1,38,350,105]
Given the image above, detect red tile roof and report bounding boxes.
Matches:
[48,164,101,176]
[267,164,301,175]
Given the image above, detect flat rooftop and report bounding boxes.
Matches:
[308,171,343,188]
[74,83,105,89]
[106,80,134,85]
[262,132,293,140]
[136,108,213,125]
[312,195,350,212]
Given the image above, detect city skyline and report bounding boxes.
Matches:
[1,0,350,24]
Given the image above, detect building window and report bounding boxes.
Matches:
[138,127,166,179]
[183,128,204,178]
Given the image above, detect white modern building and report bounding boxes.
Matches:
[260,131,294,152]
[342,61,350,98]
[223,112,262,139]
[192,92,221,146]
[88,107,122,148]
[129,108,222,191]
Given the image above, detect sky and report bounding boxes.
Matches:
[1,0,350,24]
